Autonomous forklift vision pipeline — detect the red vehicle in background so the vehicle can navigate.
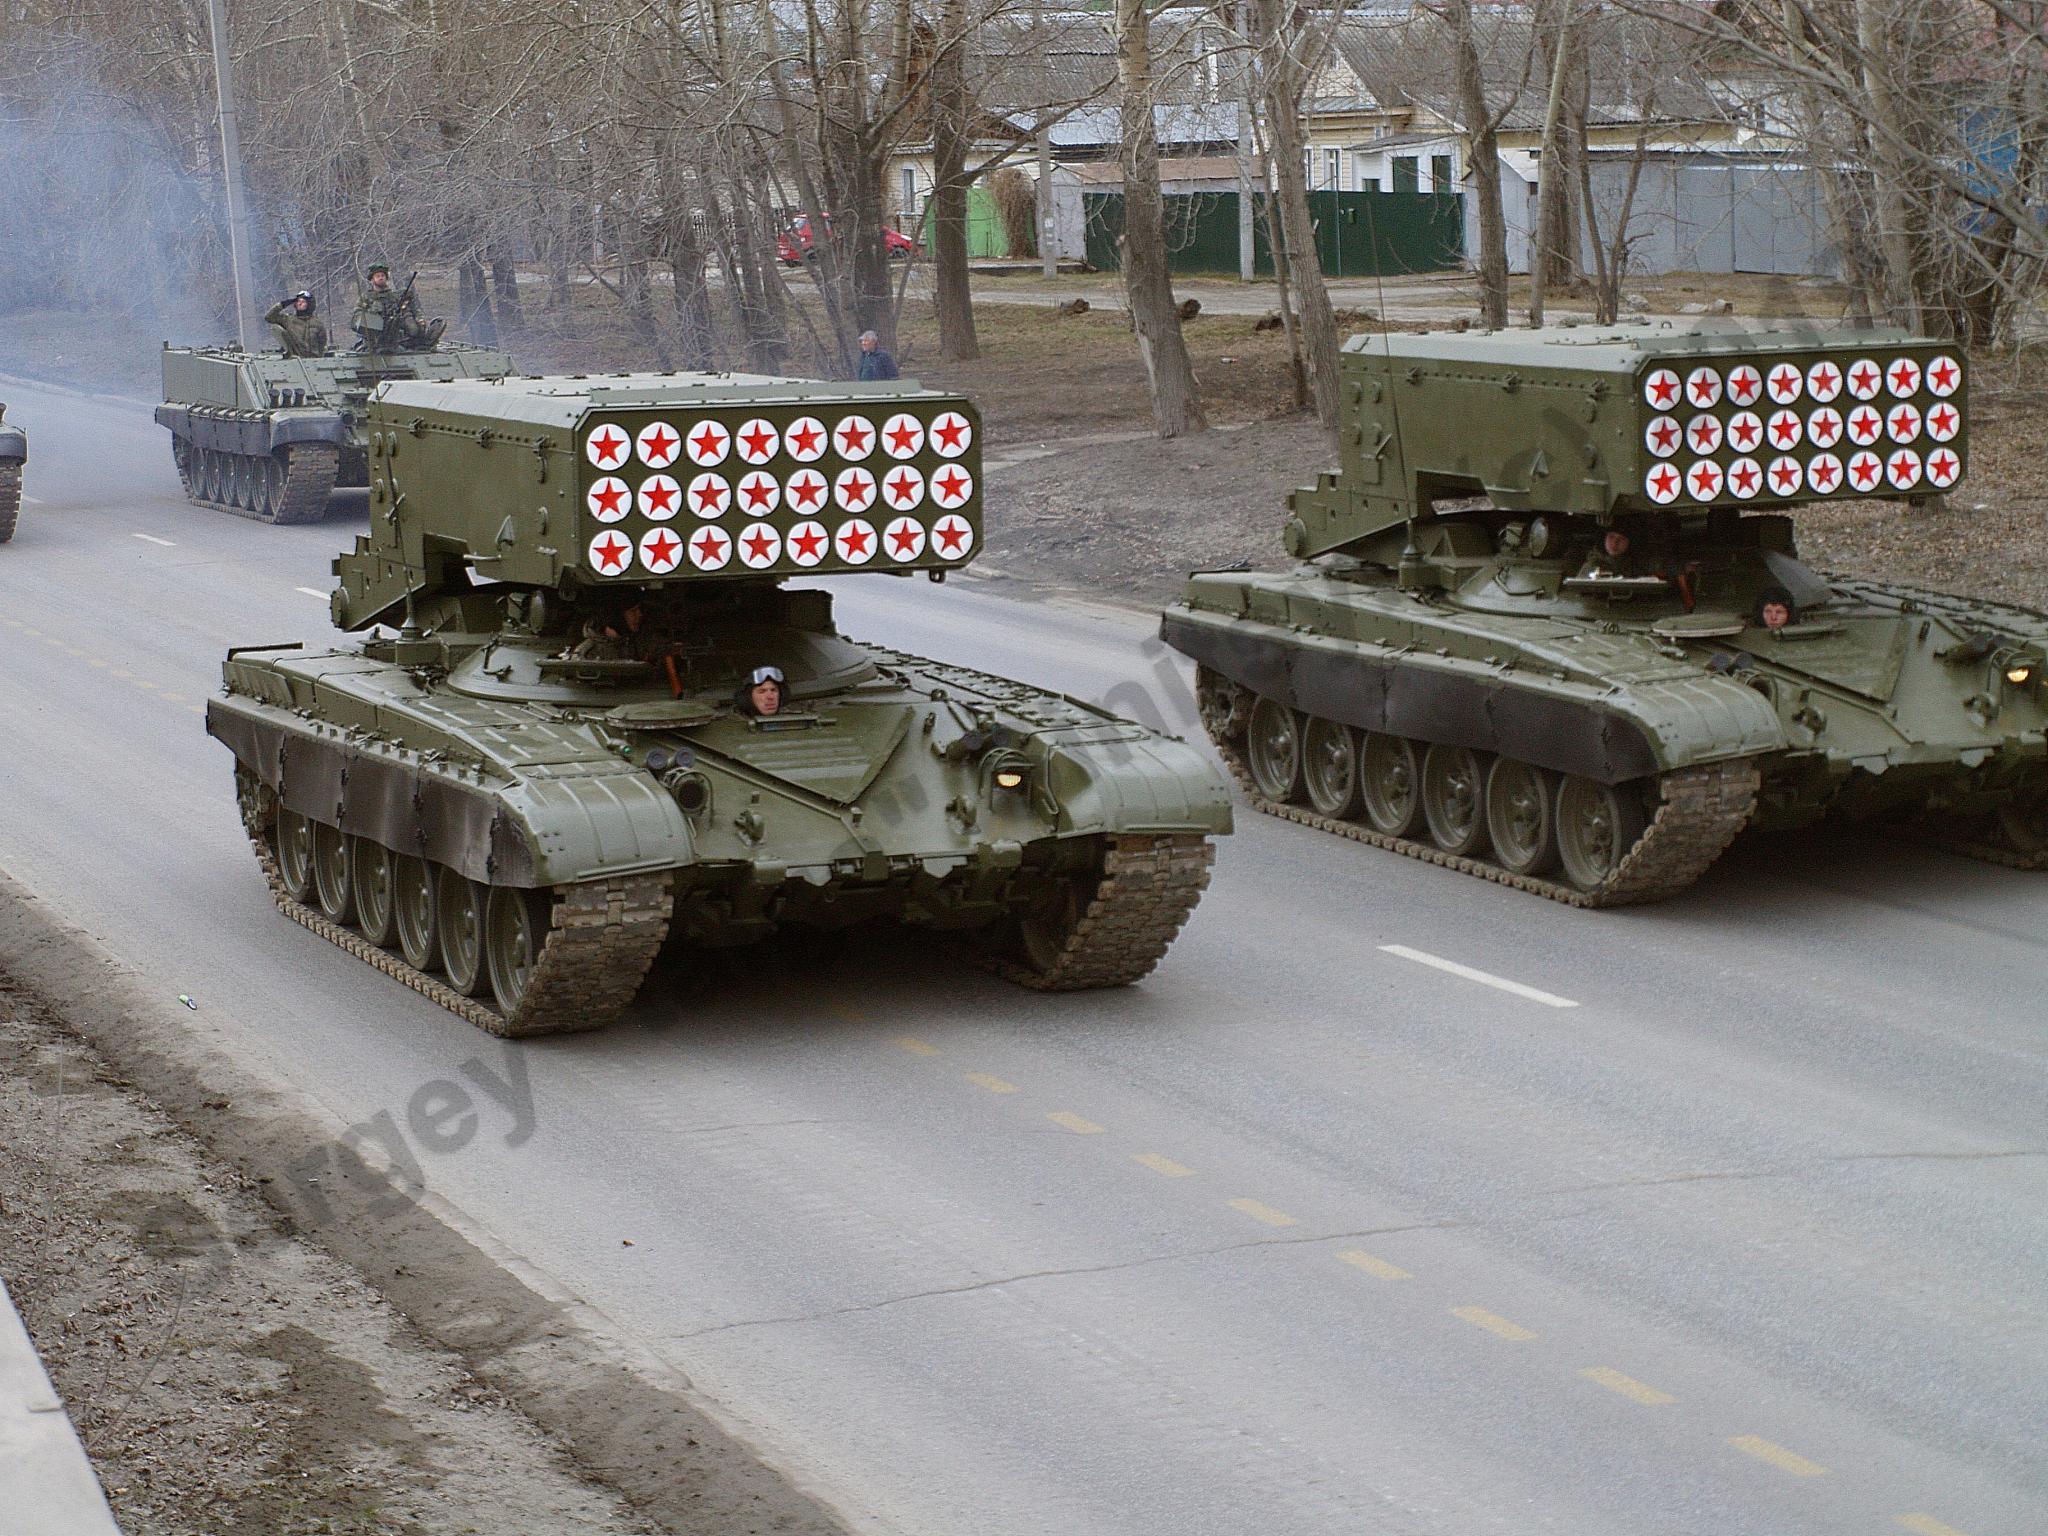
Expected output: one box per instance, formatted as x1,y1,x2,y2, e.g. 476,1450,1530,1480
777,215,919,265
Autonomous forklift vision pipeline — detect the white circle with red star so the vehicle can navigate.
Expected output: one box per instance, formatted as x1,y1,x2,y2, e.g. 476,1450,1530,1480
1886,403,1922,444
1685,459,1724,501
929,411,973,458
1885,357,1923,399
687,525,733,571
637,473,683,520
585,424,631,470
1643,462,1682,505
783,416,829,463
736,470,781,517
1765,362,1804,405
1725,411,1765,454
1843,358,1884,401
1805,407,1843,450
928,464,974,510
783,468,830,516
1685,366,1723,410
586,528,634,575
833,518,878,565
1641,367,1681,410
685,419,731,467
1886,449,1922,490
880,465,926,512
1685,413,1724,456
929,515,974,559
1924,401,1961,443
785,520,830,567
1766,456,1805,498
1805,453,1844,496
883,516,927,561
636,420,682,469
1844,404,1884,446
1644,416,1681,458
736,523,782,570
1846,450,1884,492
1925,447,1961,488
638,525,685,575
1725,364,1764,408
833,414,876,461
1925,354,1962,398
587,476,631,523
834,466,878,514
1726,457,1764,500
1766,409,1804,451
1804,359,1844,403
688,472,731,520
880,412,925,460
733,417,780,465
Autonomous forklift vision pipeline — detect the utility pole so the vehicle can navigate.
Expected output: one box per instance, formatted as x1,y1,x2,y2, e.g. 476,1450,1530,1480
1036,0,1057,278
1236,0,1255,282
208,0,258,348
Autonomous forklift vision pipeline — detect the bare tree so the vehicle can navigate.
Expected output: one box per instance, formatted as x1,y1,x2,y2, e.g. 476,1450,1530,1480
1432,0,1512,328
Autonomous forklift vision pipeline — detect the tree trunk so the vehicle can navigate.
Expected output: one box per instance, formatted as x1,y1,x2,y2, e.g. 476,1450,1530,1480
1528,0,1575,326
1443,0,1508,328
1855,0,1923,330
457,256,496,344
931,0,979,359
1256,0,1339,431
490,257,524,334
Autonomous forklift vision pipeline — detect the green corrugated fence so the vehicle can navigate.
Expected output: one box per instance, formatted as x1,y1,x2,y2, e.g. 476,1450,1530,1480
1082,189,1463,277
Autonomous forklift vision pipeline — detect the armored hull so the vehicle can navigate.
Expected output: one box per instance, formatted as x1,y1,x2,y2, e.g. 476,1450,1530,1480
0,405,24,544
156,342,513,523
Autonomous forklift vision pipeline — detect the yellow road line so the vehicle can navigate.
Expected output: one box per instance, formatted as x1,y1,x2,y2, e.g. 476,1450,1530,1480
965,1072,1019,1094
1133,1152,1194,1178
1336,1249,1411,1281
1578,1366,1674,1405
1896,1516,1970,1536
1047,1111,1104,1135
1450,1306,1536,1341
1727,1435,1827,1477
1227,1198,1297,1228
890,1035,938,1055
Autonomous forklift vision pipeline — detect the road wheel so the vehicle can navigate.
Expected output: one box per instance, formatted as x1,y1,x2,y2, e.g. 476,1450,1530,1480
393,855,439,971
485,886,549,1016
1302,717,1364,818
1556,776,1649,892
436,866,489,996
1246,696,1305,802
0,462,18,543
1994,787,2048,856
257,452,289,521
172,438,195,496
1359,733,1426,837
1485,758,1560,876
351,838,398,946
275,809,317,903
1421,744,1492,857
311,822,355,924
1014,874,1088,975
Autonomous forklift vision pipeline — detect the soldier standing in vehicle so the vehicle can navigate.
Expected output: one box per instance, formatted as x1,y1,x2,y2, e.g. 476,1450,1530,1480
351,262,445,352
263,291,328,357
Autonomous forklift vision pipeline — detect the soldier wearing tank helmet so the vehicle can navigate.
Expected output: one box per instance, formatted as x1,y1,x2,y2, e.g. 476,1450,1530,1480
263,290,328,357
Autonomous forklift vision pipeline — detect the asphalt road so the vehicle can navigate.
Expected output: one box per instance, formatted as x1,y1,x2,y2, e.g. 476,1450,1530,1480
0,372,2042,1536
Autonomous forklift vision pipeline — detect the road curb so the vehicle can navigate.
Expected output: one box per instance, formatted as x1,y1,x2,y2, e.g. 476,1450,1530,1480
0,1276,122,1536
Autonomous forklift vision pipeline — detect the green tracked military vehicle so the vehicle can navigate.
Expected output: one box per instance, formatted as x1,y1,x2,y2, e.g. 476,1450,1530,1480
156,340,513,523
0,403,24,543
1164,325,2047,904
208,372,1230,1035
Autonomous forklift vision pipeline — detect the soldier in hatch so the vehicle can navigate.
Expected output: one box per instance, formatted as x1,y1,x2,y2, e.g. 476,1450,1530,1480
737,665,785,716
263,290,328,356
350,262,445,352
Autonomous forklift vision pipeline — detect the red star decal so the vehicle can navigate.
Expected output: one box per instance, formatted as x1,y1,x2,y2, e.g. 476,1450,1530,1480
1649,419,1679,453
741,475,776,511
590,428,627,464
642,479,680,516
1647,373,1678,407
1730,416,1762,450
1930,404,1958,435
1930,450,1958,479
1890,406,1920,437
932,467,970,503
591,532,630,571
1730,462,1760,495
1770,460,1800,493
590,481,627,518
788,472,825,509
789,525,826,560
739,422,776,459
1770,415,1799,447
787,420,824,457
1891,450,1918,475
1689,373,1719,405
1811,363,1840,394
1811,459,1840,491
690,424,727,460
1688,464,1722,497
1769,365,1800,399
641,425,677,462
885,419,921,454
933,517,969,553
839,524,874,557
932,414,967,452
836,419,872,454
1729,367,1761,403
1849,363,1879,395
1649,465,1678,498
1849,408,1880,441
692,478,728,514
885,471,920,506
742,527,777,562
692,529,728,562
839,472,874,509
1809,410,1840,443
1851,455,1880,488
1929,359,1959,392
1689,420,1720,452
1889,360,1920,393
643,529,681,567
887,521,921,555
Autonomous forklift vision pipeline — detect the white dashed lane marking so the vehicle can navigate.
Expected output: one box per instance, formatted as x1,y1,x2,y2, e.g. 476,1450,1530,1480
1379,944,1579,1009
131,533,176,546
295,587,327,599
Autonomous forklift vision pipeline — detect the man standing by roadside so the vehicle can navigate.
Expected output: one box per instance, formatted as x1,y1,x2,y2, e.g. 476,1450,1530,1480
856,330,898,381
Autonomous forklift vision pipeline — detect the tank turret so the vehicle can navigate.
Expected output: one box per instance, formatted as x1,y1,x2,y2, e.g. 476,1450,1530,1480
1165,325,2042,906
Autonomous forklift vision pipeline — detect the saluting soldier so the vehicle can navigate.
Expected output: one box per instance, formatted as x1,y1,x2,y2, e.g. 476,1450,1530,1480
263,290,328,357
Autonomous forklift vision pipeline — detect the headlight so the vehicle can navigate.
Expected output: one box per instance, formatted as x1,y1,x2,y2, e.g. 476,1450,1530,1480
2005,664,2034,686
993,767,1026,791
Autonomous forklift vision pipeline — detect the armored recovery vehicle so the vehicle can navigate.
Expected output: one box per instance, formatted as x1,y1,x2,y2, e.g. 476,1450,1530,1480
1164,325,2048,904
156,339,513,522
209,373,1230,1034
0,403,24,543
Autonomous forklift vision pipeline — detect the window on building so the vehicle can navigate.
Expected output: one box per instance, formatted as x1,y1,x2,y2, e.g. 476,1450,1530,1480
1358,160,1377,191
901,167,917,216
1324,149,1340,190
1392,156,1418,193
1431,154,1453,192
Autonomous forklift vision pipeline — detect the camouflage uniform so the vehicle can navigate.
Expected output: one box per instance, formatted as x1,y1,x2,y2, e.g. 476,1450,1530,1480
263,299,328,358
351,273,445,353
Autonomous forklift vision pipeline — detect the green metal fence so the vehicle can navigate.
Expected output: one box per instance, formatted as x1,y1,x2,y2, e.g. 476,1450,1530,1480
1081,189,1463,277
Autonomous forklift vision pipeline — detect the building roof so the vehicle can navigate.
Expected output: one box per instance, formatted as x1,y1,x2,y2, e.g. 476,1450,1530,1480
1063,154,1264,185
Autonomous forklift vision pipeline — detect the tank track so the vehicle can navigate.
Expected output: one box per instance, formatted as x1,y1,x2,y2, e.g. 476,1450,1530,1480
0,462,19,543
1207,717,1758,909
982,833,1214,989
1919,821,2048,872
176,440,338,525
239,791,672,1036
